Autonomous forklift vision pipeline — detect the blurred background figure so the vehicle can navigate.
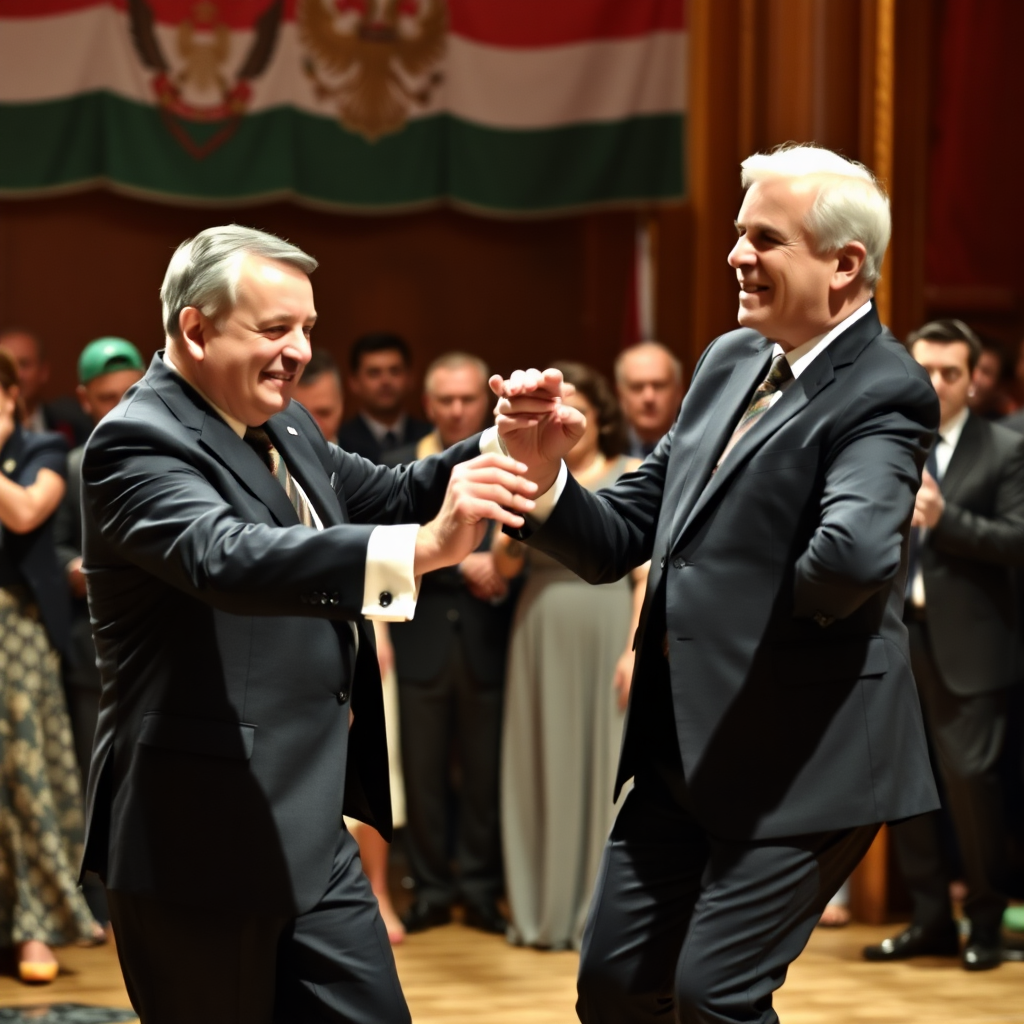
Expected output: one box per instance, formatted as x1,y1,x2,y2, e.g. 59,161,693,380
0,350,99,984
865,320,1024,971
614,341,685,458
970,337,1013,420
0,330,92,448
493,360,648,950
388,353,514,937
54,338,145,774
53,336,144,929
337,333,431,462
293,348,345,444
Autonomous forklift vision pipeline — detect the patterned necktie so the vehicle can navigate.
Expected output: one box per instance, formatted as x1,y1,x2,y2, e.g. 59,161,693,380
244,427,314,527
716,352,795,469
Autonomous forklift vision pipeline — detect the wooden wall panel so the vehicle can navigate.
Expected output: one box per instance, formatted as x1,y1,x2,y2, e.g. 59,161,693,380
0,191,671,407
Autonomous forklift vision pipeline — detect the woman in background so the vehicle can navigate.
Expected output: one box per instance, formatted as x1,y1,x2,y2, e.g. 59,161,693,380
494,360,648,950
0,350,98,982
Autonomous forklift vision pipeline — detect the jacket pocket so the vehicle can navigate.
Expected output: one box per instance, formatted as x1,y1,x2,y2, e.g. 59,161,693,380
775,635,889,687
138,712,256,760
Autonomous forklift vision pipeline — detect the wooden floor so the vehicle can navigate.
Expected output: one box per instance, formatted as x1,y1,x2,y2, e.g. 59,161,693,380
1,922,1022,1023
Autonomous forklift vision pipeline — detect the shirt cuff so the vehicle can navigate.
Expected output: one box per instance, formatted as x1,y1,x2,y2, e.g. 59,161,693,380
362,523,421,621
480,426,567,524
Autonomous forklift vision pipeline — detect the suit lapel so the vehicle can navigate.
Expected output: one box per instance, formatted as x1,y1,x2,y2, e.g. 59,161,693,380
265,416,347,527
663,343,772,549
939,413,980,500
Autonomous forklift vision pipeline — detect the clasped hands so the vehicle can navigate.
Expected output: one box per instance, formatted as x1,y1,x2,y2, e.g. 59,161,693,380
413,368,586,576
911,469,944,529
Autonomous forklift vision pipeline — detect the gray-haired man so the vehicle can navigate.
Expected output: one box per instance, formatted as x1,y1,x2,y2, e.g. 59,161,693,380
79,225,537,1022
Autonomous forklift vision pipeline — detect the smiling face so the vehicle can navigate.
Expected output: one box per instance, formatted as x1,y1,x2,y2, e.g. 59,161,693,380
728,177,857,349
177,255,315,427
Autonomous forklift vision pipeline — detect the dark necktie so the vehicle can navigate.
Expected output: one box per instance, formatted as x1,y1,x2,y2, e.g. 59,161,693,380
904,440,941,601
381,429,399,452
716,352,795,468
244,426,314,527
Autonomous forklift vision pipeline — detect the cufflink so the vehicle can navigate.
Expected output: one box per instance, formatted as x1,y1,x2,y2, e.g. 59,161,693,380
379,591,393,608
812,612,835,628
287,426,299,435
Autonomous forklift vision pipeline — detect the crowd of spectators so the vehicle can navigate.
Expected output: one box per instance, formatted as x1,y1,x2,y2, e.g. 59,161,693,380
1,316,1023,982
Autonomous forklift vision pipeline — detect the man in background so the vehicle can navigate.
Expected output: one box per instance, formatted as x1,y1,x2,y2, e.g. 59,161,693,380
970,335,1012,420
55,336,146,773
293,348,344,443
336,332,431,462
388,353,513,935
0,328,93,446
614,340,685,458
865,319,1024,970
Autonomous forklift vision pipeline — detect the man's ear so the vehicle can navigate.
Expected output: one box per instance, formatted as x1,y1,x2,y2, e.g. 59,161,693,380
831,241,868,291
76,383,91,417
178,307,207,362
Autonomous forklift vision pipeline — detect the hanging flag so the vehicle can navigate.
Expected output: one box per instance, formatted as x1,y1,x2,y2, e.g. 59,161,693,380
0,0,687,215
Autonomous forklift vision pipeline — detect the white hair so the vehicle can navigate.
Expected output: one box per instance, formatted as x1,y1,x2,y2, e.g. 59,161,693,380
740,144,891,289
160,224,318,339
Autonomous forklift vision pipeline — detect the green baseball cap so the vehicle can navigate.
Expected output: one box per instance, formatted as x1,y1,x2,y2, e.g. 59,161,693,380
78,337,146,384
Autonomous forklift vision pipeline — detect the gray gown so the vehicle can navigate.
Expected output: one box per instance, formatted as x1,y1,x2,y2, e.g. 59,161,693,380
501,456,633,949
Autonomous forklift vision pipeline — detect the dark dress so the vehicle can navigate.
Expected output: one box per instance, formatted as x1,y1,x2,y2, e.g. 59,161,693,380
0,426,95,947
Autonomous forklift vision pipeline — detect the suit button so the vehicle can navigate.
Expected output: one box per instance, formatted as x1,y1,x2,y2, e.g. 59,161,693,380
672,557,685,569
659,556,666,569
379,591,393,608
337,689,349,704
446,608,460,623
320,595,329,605
330,595,340,606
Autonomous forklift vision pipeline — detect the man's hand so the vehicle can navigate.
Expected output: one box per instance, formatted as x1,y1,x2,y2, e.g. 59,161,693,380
414,453,537,576
489,368,586,493
460,551,509,601
912,469,945,529
613,649,635,712
66,556,88,599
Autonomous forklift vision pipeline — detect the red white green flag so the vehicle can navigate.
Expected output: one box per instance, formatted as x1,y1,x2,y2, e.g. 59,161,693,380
0,1,686,214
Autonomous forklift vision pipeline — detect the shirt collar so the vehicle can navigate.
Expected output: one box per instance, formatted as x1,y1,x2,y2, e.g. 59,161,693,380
939,406,969,450
360,412,406,444
771,300,873,380
163,351,247,438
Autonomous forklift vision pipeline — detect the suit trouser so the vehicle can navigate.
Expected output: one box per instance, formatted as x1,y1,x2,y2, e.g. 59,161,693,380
575,761,878,1024
398,636,504,909
106,828,410,1024
889,618,1009,936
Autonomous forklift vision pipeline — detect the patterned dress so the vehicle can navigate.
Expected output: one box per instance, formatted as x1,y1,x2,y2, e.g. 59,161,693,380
0,430,96,948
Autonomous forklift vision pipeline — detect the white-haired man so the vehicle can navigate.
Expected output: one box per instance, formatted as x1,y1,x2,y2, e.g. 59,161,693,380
489,146,941,1023
78,225,537,1023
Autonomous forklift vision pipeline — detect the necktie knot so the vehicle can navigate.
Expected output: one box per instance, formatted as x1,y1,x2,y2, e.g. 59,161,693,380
244,426,279,475
762,352,794,395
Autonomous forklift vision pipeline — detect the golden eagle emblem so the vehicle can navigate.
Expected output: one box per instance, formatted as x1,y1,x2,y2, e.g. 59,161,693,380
299,0,448,143
127,0,284,157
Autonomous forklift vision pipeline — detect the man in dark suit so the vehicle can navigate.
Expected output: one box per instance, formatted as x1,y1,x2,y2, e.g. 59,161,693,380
490,145,940,1023
336,332,431,462
387,353,514,934
79,226,537,1024
864,319,1024,969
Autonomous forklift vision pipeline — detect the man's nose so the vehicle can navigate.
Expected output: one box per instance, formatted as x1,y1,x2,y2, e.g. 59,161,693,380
727,236,752,268
283,328,311,366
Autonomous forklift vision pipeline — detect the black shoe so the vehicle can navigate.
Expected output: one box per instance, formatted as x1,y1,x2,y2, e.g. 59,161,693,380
964,928,1004,971
463,901,508,935
402,900,452,934
863,923,960,961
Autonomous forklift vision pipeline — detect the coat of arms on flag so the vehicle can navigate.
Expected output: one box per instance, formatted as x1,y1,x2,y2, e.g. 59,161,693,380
298,0,447,143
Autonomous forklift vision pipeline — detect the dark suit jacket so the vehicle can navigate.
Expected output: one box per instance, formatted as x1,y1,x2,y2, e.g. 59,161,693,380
920,414,1024,695
386,435,515,687
0,426,71,656
523,307,942,841
336,414,432,464
80,355,479,914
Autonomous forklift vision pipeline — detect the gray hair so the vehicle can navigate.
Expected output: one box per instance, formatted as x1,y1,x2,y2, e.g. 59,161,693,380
423,352,490,395
160,225,318,339
614,340,683,387
740,144,891,289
